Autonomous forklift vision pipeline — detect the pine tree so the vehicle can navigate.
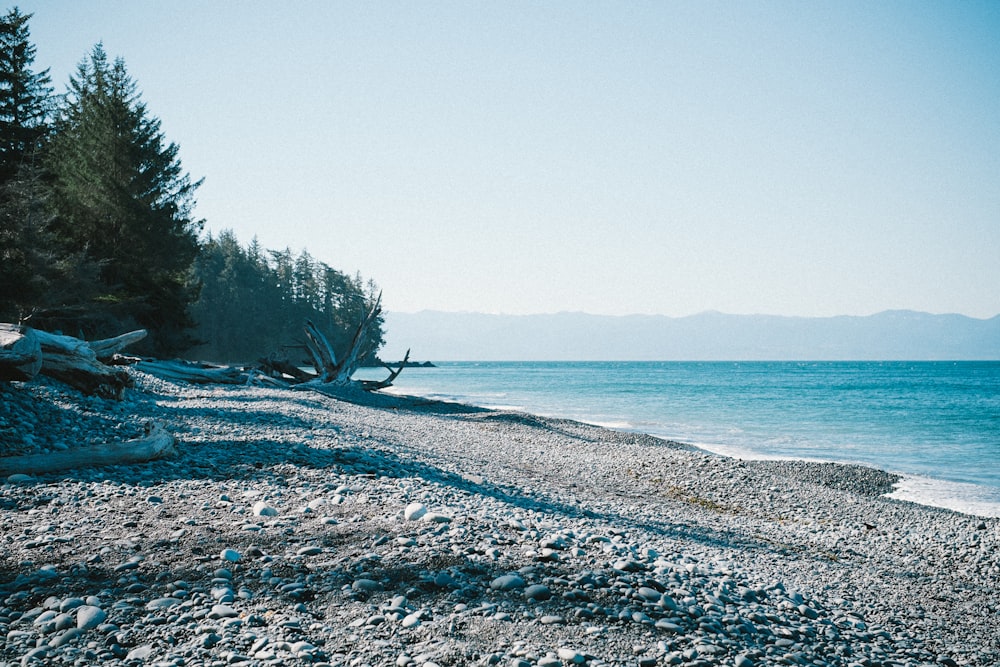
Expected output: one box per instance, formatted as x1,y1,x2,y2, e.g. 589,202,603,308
0,6,51,184
44,44,203,354
0,7,99,324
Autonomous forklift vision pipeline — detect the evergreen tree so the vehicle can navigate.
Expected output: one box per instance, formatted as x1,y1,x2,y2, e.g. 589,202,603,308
0,7,99,324
188,232,385,365
0,6,51,184
44,44,203,354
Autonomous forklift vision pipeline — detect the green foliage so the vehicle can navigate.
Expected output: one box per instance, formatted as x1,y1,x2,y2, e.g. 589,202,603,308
42,44,203,355
0,7,101,325
188,230,384,365
0,6,51,184
0,11,384,364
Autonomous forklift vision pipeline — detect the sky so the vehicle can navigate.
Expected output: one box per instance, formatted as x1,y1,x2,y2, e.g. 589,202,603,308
18,1,1000,319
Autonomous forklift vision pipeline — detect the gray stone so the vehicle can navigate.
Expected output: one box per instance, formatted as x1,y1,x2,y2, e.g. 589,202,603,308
296,546,322,556
58,597,86,613
125,645,154,661
524,584,552,601
76,605,106,630
637,586,662,602
220,548,241,562
404,502,427,521
557,648,586,664
353,579,384,593
491,574,526,591
208,604,238,619
145,597,181,611
252,501,278,516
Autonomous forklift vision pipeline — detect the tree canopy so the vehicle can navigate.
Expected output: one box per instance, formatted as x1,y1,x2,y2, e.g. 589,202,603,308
42,44,203,354
190,231,384,366
0,9,385,363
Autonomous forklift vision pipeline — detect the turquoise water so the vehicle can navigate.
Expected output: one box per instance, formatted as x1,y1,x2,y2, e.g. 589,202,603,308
358,361,1000,516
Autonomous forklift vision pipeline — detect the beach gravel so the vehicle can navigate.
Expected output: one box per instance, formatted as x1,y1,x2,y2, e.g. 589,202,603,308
0,373,998,667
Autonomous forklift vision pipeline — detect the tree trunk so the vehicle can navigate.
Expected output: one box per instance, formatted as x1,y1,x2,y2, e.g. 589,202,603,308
33,329,134,399
361,348,411,391
257,354,316,383
89,329,147,361
0,324,42,381
302,292,383,386
303,320,339,383
134,359,247,384
0,424,177,476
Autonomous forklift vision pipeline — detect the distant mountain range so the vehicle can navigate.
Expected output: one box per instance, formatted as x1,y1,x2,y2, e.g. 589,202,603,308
380,310,1000,361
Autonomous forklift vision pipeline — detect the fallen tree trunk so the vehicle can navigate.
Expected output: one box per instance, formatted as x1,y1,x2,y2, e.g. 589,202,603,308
0,424,177,476
134,359,247,384
89,329,147,361
303,292,383,386
33,329,134,399
257,354,317,383
361,348,411,391
0,324,42,381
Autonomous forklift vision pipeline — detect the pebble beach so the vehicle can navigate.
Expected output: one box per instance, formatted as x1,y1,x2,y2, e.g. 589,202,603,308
1,372,997,667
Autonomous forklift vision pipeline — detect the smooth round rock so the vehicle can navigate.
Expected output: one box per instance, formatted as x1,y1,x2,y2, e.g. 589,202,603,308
220,548,241,562
353,579,383,593
557,648,586,664
524,584,552,601
208,604,238,619
76,605,106,630
404,503,427,521
296,546,322,556
253,501,278,517
145,597,181,611
490,574,526,591
637,586,662,602
59,598,85,613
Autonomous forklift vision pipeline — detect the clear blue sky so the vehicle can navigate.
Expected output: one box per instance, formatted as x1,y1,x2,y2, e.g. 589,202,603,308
19,1,1000,318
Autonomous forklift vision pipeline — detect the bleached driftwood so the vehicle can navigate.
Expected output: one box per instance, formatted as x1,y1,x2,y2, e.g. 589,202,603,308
257,354,317,383
361,348,411,391
303,292,384,387
0,324,42,381
303,319,340,383
134,359,246,384
0,424,177,476
88,329,147,361
32,329,133,399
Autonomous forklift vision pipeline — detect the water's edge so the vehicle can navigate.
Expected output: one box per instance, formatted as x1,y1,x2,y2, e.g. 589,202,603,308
359,361,1000,518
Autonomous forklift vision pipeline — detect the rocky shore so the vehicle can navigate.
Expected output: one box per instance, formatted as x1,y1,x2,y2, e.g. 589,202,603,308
1,372,997,667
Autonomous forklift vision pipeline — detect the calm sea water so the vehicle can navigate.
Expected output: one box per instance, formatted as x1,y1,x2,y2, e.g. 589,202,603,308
357,361,1000,517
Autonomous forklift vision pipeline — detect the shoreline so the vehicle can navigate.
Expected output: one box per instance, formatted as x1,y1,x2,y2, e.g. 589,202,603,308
1,373,998,666
379,384,1000,519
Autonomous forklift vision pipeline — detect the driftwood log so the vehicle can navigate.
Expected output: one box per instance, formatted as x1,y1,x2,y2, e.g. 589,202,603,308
303,292,384,386
361,348,411,391
0,423,177,477
134,359,247,384
89,329,148,361
34,329,134,399
0,324,42,381
0,325,149,398
257,354,317,383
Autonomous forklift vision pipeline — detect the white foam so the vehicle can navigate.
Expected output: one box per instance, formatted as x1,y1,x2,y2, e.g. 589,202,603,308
888,474,1000,518
690,441,1000,518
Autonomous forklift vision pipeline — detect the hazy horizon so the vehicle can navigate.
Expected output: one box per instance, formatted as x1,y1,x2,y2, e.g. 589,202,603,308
378,309,1000,361
386,307,1000,320
21,1,1000,320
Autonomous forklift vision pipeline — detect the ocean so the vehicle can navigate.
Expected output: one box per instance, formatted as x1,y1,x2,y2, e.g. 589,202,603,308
357,361,1000,517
